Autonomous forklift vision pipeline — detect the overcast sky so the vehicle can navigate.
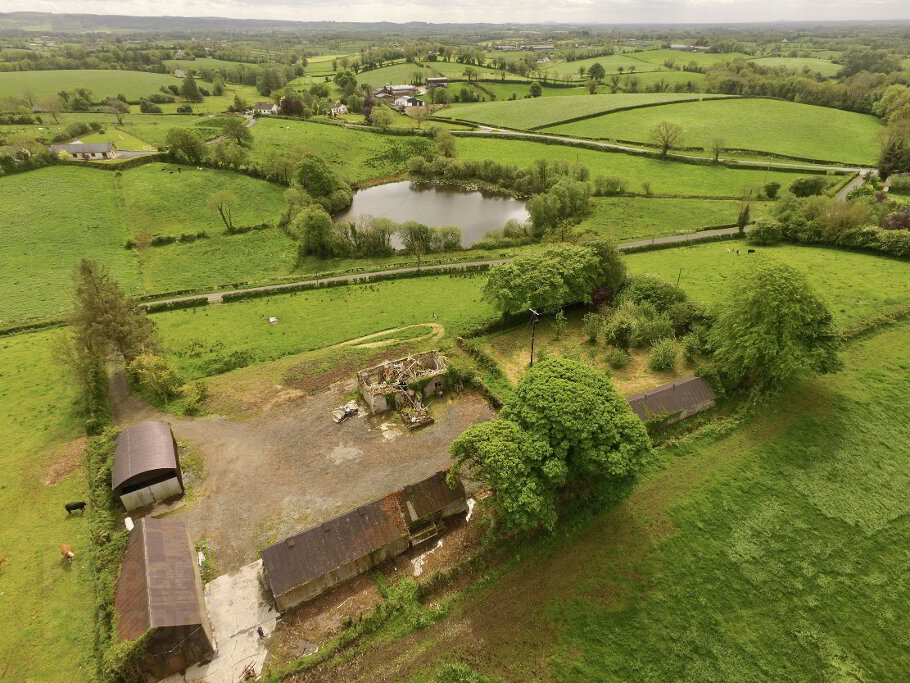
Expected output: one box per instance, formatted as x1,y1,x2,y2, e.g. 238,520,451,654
4,0,910,25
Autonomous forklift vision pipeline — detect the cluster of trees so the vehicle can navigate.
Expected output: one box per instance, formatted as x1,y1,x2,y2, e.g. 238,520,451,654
407,156,592,196
747,192,910,258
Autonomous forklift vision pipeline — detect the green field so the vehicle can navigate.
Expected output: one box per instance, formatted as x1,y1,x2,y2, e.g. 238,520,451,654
749,56,841,77
0,69,182,102
633,48,752,67
471,82,586,100
162,56,268,72
625,241,910,327
428,61,527,81
548,97,882,163
0,164,288,322
386,319,910,681
156,274,495,378
578,197,769,242
456,135,826,197
0,330,95,682
539,54,662,76
614,70,706,90
434,92,725,129
349,62,435,89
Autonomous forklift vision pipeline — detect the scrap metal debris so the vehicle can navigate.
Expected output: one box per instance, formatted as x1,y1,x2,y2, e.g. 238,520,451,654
356,351,447,429
332,401,359,423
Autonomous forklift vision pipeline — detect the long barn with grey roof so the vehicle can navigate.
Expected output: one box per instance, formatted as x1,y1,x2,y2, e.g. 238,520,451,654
49,142,114,158
626,376,716,426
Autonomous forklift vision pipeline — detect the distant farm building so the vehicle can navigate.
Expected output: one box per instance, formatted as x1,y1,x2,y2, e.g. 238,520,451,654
172,68,187,78
669,44,709,52
114,518,215,680
112,421,184,511
262,472,468,611
357,351,447,415
394,95,425,108
49,142,114,160
627,376,716,426
520,44,555,51
383,84,417,96
426,77,448,88
330,102,349,116
253,101,278,115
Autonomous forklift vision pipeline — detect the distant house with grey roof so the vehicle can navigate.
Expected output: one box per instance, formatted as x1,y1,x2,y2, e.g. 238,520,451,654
626,376,716,427
49,142,115,159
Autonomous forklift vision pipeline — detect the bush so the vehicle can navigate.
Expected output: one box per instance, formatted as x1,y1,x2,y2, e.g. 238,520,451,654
593,175,628,195
582,312,603,342
648,338,679,372
789,175,828,197
889,176,910,195
602,309,635,350
763,181,781,199
617,274,687,312
127,353,183,401
606,347,630,369
633,311,675,348
747,217,783,245
176,104,193,114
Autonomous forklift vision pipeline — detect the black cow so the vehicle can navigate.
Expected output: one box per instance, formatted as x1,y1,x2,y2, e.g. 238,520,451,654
65,501,86,515
748,249,756,254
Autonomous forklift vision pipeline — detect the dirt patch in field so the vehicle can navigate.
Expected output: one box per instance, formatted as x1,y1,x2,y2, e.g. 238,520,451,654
42,437,87,486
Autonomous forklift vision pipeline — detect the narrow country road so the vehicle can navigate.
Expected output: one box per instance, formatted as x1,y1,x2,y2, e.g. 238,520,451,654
143,225,749,308
467,127,868,174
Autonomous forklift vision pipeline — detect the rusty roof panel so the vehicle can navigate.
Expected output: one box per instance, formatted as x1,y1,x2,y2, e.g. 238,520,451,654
112,421,178,492
115,518,208,641
401,471,466,523
627,376,715,422
262,494,407,598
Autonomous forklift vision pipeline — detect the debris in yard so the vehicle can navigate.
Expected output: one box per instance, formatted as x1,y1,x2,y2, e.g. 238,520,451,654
465,498,476,523
357,351,447,415
400,405,433,429
411,539,443,577
332,401,359,423
268,316,278,324
197,550,205,567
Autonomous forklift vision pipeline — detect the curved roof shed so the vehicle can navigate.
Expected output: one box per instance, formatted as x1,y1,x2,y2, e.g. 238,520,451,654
112,421,182,495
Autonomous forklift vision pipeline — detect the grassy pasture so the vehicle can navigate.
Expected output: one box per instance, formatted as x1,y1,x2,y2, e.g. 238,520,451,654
162,56,268,72
0,330,96,683
549,97,883,163
428,61,526,81
578,197,769,242
625,241,910,327
633,48,752,67
748,56,841,76
614,70,706,90
539,54,663,75
0,69,182,102
456,135,826,197
352,63,435,89
0,163,289,321
156,274,495,378
433,92,724,129
472,82,586,99
400,319,910,681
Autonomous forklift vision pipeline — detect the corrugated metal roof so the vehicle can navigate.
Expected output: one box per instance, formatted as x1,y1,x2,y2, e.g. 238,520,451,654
49,142,113,154
262,494,406,598
115,518,208,641
401,471,466,524
111,421,178,492
627,376,715,421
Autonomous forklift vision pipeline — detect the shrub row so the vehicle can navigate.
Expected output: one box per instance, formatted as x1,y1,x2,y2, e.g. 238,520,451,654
220,263,491,303
124,231,209,249
0,317,65,337
620,231,745,254
58,153,165,171
143,297,210,314
843,304,910,340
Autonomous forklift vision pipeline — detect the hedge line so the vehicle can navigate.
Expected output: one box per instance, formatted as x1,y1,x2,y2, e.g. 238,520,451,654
220,263,492,303
58,153,165,171
620,231,744,254
843,304,910,340
144,297,210,313
0,317,66,337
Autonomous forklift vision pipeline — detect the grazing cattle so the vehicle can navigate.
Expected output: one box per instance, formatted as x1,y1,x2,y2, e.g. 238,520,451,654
748,249,756,254
65,501,86,514
60,544,74,560
0,557,7,568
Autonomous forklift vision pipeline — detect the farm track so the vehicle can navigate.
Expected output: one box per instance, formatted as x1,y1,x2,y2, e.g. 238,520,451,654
144,225,751,308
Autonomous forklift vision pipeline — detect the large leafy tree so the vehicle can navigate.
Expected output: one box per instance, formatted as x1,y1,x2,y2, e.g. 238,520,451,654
179,74,204,103
452,358,651,531
164,128,207,164
450,420,559,532
709,257,842,394
482,244,602,314
221,116,253,147
503,357,652,479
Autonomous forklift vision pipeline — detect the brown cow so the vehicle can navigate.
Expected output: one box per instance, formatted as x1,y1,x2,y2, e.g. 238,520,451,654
60,545,74,561
0,557,7,567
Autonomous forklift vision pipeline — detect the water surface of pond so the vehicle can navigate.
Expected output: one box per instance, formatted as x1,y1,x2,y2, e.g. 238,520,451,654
335,181,529,247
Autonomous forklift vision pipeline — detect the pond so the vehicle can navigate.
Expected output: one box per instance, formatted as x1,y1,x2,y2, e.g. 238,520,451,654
335,181,529,248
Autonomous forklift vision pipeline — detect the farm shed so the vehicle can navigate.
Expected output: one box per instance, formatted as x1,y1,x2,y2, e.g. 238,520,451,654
112,421,183,511
627,376,716,426
400,471,469,545
262,494,409,611
114,518,215,680
49,142,114,159
357,351,447,414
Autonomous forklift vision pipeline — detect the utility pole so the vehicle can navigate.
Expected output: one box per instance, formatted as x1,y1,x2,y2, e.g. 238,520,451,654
676,267,683,287
529,309,540,367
